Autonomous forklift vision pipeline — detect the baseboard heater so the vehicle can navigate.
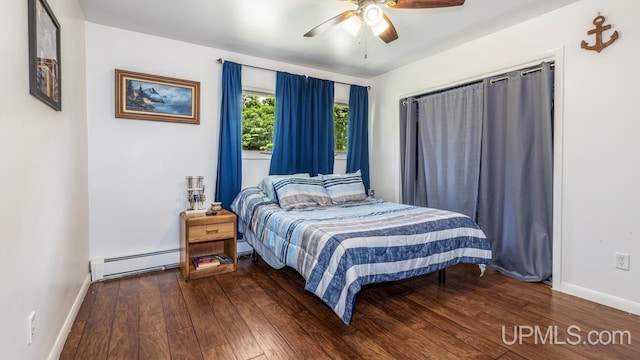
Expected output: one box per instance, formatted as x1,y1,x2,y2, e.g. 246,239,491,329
90,248,180,282
90,240,254,282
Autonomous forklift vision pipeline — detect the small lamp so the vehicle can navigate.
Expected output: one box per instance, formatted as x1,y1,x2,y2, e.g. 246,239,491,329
362,4,389,36
343,15,362,36
363,4,383,26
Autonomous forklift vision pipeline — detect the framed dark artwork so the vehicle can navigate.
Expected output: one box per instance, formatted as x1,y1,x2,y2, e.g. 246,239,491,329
115,69,201,125
28,0,62,111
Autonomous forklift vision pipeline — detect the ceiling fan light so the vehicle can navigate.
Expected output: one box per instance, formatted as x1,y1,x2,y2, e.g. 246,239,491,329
371,18,389,36
343,16,362,36
363,4,383,26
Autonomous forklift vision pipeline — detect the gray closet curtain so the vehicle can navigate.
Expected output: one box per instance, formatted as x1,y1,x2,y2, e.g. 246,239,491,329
416,83,484,218
478,62,554,282
399,99,427,206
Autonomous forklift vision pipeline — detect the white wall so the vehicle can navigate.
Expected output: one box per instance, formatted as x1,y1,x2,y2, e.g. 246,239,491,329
85,23,367,261
0,0,90,359
370,0,639,314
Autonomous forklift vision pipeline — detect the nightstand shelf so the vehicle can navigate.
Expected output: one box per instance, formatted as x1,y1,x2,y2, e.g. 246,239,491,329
180,210,237,280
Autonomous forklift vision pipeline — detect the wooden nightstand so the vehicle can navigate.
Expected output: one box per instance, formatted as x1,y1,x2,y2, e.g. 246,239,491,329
180,209,237,280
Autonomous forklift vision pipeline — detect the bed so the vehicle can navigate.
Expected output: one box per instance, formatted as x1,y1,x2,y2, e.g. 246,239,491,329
230,174,492,325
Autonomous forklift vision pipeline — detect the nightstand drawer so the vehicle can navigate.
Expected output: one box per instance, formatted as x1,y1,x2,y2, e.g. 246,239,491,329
188,222,235,243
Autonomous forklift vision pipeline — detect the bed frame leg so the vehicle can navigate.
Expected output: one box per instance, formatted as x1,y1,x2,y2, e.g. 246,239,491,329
438,269,446,285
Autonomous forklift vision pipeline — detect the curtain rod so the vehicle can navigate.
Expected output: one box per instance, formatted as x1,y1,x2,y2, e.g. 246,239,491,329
216,58,370,90
402,62,556,105
402,80,482,106
489,62,555,84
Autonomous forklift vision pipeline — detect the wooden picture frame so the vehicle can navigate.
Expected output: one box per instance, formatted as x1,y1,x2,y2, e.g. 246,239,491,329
115,69,200,125
28,0,62,111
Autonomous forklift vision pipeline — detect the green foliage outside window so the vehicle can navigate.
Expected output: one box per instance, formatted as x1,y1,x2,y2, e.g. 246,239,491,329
334,104,348,153
242,94,275,151
241,93,348,152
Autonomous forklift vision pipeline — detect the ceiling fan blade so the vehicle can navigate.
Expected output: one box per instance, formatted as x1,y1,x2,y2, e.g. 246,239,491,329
377,13,398,43
304,10,357,37
386,0,465,9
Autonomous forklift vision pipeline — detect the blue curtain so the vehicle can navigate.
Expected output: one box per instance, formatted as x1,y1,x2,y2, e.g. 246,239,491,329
270,72,306,175
270,72,335,176
346,85,370,190
215,61,242,209
305,77,335,176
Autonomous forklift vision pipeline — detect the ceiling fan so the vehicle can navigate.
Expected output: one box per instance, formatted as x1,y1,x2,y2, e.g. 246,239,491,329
304,0,465,43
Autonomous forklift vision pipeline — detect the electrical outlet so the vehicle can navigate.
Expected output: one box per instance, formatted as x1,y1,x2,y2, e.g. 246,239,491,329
615,253,630,271
27,311,36,345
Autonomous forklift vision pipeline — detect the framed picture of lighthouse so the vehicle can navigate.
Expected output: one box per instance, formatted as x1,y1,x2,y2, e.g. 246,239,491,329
115,69,200,124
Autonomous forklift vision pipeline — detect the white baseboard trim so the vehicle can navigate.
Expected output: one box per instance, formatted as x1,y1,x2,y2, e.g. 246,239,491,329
48,273,91,360
558,281,640,316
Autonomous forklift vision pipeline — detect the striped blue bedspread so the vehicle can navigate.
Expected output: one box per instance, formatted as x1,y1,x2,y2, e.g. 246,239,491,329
231,187,492,324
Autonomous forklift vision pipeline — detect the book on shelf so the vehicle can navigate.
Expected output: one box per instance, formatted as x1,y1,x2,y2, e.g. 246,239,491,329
192,255,220,270
192,254,234,269
216,254,233,264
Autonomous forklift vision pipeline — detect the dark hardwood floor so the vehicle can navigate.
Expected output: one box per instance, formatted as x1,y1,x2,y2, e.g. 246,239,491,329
60,258,639,359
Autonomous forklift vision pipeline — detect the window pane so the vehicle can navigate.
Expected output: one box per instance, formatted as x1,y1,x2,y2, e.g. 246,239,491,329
241,93,348,154
334,104,348,153
242,93,275,151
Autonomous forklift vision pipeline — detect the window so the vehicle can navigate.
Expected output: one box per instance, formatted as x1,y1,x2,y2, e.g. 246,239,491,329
241,92,348,154
334,103,348,153
242,93,275,151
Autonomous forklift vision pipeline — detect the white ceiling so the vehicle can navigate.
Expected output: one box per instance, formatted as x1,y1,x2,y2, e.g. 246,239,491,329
78,0,579,78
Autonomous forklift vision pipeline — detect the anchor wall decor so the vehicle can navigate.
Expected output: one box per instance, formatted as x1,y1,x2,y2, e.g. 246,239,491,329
581,13,619,53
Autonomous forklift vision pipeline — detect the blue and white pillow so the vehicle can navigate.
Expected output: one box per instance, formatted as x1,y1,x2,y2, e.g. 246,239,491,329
257,173,309,201
321,170,367,204
273,177,332,210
